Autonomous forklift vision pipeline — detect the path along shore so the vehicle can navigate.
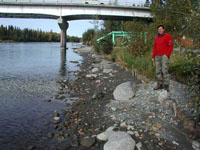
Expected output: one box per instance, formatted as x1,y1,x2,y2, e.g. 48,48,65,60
49,46,200,150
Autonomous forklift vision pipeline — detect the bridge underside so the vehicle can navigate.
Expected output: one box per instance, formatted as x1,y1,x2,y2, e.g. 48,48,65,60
0,13,152,22
0,13,57,19
0,3,152,49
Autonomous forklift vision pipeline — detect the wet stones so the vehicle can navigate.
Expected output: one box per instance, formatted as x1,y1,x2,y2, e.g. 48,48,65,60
27,145,36,150
53,117,62,124
47,132,54,138
53,110,60,117
53,110,62,124
55,94,65,100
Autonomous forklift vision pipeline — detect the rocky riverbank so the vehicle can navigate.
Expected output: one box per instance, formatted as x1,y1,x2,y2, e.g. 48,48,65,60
47,46,200,150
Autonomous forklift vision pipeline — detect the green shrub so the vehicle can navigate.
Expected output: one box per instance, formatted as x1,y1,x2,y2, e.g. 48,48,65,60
94,37,113,54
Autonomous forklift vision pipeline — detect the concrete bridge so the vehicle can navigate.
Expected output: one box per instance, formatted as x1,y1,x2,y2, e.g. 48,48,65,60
0,0,151,49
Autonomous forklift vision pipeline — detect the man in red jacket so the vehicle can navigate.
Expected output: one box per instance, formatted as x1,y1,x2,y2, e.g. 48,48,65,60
152,25,173,92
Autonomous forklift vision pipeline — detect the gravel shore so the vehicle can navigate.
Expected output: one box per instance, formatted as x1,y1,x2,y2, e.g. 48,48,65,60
49,46,200,150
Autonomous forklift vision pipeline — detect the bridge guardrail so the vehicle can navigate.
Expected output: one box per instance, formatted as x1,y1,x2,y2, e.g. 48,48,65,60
0,0,150,7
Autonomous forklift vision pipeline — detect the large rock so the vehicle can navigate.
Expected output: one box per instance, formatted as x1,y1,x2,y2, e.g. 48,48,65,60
97,131,115,141
104,131,136,150
97,126,116,141
113,81,136,101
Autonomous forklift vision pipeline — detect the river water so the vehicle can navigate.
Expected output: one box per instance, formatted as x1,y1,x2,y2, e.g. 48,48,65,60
0,42,82,150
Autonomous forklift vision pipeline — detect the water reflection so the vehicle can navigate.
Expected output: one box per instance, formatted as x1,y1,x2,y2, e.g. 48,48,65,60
0,42,82,150
60,49,67,76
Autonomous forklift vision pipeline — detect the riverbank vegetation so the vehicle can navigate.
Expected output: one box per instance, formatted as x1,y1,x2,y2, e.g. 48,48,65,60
83,0,200,122
0,25,81,42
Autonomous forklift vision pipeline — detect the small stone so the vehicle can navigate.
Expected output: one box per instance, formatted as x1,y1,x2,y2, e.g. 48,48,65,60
192,141,200,150
103,68,113,74
91,54,96,58
48,132,54,138
71,139,79,147
96,80,101,83
27,145,36,150
120,122,127,127
158,142,163,146
127,125,134,130
134,131,139,137
53,117,61,124
86,74,97,78
53,125,58,129
111,107,117,111
56,141,71,150
172,141,179,146
92,68,99,73
58,95,65,100
80,136,95,147
155,133,160,137
110,115,116,120
157,90,168,101
109,73,114,76
57,90,65,94
53,110,59,117
74,72,79,76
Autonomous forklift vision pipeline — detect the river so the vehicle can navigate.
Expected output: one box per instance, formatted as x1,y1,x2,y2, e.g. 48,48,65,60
0,42,82,150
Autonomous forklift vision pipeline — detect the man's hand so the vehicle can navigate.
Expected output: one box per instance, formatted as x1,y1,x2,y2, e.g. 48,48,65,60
152,58,155,66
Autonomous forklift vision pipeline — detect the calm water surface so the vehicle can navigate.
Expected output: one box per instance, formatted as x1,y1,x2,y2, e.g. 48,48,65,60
0,42,82,150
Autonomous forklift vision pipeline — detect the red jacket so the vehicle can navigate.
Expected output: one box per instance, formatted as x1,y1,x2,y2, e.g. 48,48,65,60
152,33,173,59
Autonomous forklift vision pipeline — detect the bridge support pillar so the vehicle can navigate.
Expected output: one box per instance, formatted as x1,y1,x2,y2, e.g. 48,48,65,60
58,18,69,50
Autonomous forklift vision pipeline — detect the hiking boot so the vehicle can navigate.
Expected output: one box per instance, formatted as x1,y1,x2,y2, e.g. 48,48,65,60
153,83,163,90
164,85,169,92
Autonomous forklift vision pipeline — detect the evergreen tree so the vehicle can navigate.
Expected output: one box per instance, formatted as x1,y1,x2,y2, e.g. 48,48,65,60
0,25,79,42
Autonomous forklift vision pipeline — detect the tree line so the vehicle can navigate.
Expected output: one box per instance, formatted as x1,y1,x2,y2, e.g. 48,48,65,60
0,25,81,42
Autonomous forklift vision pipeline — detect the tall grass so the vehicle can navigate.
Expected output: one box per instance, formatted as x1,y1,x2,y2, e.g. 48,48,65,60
170,51,199,83
111,47,155,79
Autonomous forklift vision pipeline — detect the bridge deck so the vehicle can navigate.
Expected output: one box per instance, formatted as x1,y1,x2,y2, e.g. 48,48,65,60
0,0,151,20
0,0,150,7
